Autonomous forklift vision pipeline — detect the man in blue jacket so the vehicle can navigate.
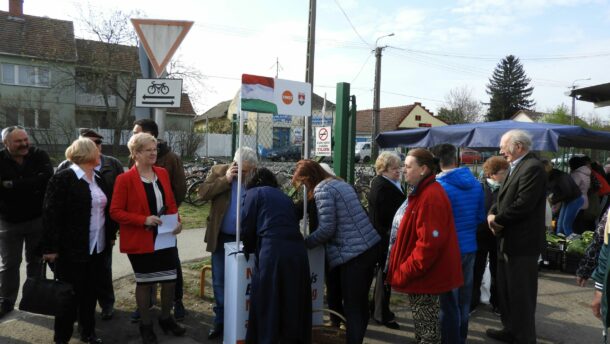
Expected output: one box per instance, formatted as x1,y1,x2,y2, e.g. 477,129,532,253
433,144,485,344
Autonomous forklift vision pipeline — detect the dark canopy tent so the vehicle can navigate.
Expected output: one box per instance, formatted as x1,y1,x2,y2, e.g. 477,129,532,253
376,120,610,151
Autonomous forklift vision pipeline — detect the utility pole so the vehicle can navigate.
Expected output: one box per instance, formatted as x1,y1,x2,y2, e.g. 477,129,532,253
570,77,590,125
304,0,316,159
371,33,394,161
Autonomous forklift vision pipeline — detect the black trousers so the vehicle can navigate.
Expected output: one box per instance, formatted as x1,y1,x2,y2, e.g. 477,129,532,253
371,236,393,323
338,244,378,344
54,252,105,342
472,247,498,310
96,246,114,310
175,247,183,302
326,261,344,325
496,254,538,344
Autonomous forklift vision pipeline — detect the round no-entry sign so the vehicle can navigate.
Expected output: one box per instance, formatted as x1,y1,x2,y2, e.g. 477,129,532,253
318,128,328,141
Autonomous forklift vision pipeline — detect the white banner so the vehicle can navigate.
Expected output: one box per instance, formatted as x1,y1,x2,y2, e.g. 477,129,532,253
274,78,311,117
309,246,325,326
224,242,255,344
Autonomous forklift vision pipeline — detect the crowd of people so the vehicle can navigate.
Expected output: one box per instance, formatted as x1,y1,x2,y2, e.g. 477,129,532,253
0,121,188,344
4,123,610,343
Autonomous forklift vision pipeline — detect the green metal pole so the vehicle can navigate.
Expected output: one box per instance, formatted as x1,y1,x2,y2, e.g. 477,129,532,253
346,95,357,184
334,82,350,179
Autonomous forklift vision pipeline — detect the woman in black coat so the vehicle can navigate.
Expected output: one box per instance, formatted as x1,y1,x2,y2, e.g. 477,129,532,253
471,156,509,314
42,138,117,344
242,168,311,344
367,151,405,329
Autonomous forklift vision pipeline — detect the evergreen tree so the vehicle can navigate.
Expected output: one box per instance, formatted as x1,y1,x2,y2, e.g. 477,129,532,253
485,55,535,121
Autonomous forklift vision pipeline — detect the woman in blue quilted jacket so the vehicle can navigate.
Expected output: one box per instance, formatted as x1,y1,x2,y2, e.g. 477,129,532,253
292,160,380,344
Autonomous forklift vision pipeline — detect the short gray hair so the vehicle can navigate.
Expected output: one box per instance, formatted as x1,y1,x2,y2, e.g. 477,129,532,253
233,147,258,166
2,125,26,142
504,129,532,152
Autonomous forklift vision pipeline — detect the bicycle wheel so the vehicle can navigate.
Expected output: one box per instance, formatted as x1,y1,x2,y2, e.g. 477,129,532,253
147,85,156,94
186,180,208,207
161,85,170,94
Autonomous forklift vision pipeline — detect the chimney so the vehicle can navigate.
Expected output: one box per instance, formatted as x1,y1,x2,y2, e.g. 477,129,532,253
9,0,23,17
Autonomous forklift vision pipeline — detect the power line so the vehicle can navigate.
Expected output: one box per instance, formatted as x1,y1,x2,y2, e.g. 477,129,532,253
350,53,373,83
332,0,372,48
390,46,610,61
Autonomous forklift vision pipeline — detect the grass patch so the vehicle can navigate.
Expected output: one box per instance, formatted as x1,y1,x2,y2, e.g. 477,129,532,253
179,202,210,229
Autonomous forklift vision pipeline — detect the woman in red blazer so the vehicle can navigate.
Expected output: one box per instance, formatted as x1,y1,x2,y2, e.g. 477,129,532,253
110,133,185,344
386,148,463,343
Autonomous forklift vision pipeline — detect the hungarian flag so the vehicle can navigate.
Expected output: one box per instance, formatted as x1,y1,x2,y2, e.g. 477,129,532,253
241,74,278,114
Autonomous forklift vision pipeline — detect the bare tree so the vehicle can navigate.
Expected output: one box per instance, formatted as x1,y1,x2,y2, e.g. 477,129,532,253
75,8,141,155
436,86,482,124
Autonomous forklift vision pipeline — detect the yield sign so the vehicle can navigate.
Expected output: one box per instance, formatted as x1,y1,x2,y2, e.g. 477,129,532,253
131,19,193,77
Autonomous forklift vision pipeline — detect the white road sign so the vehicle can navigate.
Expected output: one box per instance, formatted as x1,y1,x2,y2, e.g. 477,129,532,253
315,126,332,157
136,79,182,108
131,19,193,78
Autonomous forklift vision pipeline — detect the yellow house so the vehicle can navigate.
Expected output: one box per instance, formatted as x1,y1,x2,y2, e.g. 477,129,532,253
356,102,446,139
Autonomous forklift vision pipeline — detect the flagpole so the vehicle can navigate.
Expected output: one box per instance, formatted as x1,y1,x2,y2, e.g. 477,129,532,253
236,95,244,247
321,92,326,126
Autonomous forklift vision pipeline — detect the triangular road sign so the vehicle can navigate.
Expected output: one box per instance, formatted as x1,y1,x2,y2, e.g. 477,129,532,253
131,19,193,77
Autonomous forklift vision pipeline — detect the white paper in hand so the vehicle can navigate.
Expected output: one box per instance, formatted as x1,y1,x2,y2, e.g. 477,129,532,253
158,214,179,234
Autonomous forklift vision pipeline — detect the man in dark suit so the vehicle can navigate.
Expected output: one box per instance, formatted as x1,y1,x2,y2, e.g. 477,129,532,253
486,129,547,344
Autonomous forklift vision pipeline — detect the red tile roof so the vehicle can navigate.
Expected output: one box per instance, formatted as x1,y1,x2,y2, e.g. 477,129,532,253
76,39,139,72
356,104,418,133
168,93,196,117
0,10,76,61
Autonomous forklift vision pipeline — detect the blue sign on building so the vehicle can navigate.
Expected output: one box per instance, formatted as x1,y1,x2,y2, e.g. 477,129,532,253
312,116,333,126
272,114,292,123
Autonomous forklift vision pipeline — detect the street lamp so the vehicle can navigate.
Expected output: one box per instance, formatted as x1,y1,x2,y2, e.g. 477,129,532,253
371,32,394,161
570,77,590,125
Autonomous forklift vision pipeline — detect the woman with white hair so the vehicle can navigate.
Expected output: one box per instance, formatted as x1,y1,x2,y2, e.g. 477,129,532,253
42,138,116,344
368,151,405,329
110,133,184,344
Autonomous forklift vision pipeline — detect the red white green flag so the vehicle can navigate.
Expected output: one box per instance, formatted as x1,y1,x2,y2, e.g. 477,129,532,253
241,74,278,114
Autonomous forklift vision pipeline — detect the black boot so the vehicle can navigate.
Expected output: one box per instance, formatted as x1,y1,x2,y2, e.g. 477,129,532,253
158,316,186,336
139,323,158,344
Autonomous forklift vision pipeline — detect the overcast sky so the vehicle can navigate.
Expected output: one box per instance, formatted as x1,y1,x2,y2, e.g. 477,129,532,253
5,0,610,121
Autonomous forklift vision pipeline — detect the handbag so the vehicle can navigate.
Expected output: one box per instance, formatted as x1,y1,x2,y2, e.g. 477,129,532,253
19,261,75,316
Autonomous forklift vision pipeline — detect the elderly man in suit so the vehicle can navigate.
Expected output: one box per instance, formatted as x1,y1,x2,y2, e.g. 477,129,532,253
486,129,547,344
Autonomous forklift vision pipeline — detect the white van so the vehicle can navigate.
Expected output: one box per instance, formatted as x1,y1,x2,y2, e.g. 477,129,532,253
355,142,372,163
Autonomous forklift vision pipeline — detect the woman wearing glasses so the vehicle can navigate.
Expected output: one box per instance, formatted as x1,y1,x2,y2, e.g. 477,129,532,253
110,133,184,344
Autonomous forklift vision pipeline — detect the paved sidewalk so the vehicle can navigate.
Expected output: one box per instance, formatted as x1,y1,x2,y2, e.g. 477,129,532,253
1,228,209,344
0,229,605,343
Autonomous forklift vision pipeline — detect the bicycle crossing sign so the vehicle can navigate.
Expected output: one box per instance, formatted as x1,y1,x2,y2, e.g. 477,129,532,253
136,78,183,108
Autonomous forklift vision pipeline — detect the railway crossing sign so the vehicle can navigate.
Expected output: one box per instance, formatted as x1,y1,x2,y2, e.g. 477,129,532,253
136,78,183,108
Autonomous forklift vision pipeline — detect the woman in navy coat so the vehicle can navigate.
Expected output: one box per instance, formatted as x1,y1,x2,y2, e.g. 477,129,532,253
242,168,311,344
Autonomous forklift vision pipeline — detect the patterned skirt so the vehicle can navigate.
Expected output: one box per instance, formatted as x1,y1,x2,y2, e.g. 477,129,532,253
127,247,178,285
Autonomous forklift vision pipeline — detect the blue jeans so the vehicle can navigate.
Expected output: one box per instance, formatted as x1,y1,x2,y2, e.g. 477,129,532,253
440,252,475,344
211,233,236,326
557,196,584,236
